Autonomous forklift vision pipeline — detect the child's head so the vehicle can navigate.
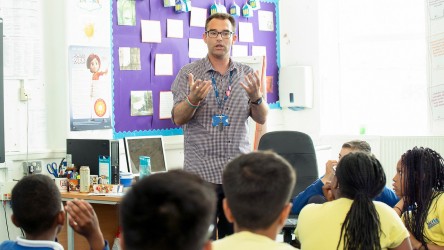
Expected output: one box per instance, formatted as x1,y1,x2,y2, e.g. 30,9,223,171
334,152,386,200
339,140,371,159
222,151,296,230
333,152,386,250
120,170,216,250
392,147,444,246
393,146,444,198
11,174,63,236
86,54,101,73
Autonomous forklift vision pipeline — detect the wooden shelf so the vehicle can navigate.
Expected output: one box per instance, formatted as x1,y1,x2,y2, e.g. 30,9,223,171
59,192,122,250
61,192,122,204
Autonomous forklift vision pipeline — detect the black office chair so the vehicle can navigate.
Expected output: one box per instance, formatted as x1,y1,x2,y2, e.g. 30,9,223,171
258,131,319,244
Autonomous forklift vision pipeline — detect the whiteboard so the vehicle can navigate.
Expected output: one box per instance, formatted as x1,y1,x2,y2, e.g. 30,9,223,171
232,56,266,150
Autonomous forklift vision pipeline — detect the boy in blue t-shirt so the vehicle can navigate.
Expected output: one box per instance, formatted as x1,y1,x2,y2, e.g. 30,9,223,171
0,174,108,250
292,140,399,214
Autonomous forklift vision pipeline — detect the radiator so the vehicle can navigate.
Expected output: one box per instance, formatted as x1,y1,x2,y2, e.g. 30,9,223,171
379,136,444,184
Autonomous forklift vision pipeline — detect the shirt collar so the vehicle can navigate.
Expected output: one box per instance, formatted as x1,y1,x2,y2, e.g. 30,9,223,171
16,236,64,250
233,231,276,242
204,55,237,75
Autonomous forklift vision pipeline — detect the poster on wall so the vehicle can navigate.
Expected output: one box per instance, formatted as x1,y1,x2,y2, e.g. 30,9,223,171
1,1,42,78
427,0,444,120
69,46,112,131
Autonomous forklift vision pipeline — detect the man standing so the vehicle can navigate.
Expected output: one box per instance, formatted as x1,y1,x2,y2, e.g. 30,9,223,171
171,13,268,239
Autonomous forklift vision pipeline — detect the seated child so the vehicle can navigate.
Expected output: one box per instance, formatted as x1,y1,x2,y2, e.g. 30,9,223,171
292,140,398,214
213,151,298,250
392,147,444,249
0,174,108,250
296,152,411,250
119,170,216,250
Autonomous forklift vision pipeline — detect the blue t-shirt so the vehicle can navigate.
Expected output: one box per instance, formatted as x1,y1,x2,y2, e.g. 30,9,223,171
0,240,63,250
291,178,399,214
0,238,110,250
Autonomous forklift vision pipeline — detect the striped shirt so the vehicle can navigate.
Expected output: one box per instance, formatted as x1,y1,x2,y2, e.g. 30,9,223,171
171,56,254,184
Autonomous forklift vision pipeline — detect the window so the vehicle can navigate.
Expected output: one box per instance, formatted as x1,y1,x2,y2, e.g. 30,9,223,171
319,0,428,135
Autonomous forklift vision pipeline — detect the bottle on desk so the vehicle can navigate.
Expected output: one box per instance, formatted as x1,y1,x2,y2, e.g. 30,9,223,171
80,166,90,193
139,156,151,179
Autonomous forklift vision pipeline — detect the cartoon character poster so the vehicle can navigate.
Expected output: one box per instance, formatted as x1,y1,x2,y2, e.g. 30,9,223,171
69,46,112,131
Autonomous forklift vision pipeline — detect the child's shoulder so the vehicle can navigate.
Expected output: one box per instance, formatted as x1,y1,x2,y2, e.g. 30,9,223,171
433,192,444,209
0,239,63,250
0,240,18,249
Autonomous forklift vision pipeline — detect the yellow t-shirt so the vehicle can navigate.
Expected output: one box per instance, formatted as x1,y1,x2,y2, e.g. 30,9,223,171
404,193,444,246
295,198,409,250
213,231,297,250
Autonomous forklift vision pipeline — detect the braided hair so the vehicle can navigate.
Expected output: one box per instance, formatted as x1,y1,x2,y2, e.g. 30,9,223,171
335,152,386,250
401,147,444,249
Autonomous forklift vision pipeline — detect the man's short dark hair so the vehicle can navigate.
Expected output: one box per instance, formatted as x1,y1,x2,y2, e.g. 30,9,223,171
222,151,296,230
11,174,61,235
342,140,371,153
120,170,216,250
205,13,236,32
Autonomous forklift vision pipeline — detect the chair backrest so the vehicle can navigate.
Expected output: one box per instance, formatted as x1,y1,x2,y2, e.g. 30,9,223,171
258,131,318,199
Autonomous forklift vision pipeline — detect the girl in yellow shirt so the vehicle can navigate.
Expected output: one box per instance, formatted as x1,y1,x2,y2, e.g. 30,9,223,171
392,147,444,250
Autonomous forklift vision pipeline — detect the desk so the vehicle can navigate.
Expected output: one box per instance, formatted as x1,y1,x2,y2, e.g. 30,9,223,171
58,193,122,250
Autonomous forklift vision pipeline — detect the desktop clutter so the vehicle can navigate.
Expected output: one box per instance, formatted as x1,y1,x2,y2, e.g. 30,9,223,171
49,154,146,194
57,137,166,194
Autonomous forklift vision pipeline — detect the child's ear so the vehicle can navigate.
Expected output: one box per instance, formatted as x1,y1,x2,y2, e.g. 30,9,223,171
55,211,65,235
56,210,65,226
11,214,20,228
278,203,292,226
119,232,126,250
222,198,235,223
203,240,212,250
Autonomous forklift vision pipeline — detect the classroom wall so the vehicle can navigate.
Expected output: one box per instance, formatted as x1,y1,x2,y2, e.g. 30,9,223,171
0,0,311,241
277,0,321,141
0,0,323,165
1,0,444,241
4,0,443,180
43,0,69,151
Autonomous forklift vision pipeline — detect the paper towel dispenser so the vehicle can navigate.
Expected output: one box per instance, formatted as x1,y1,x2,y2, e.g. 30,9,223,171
279,66,313,108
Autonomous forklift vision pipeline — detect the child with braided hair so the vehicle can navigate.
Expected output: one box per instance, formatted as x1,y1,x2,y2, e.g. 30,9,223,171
392,147,444,250
296,152,412,250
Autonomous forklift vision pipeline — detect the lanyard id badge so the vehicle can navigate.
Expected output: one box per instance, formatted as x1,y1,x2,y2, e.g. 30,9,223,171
212,114,230,131
211,71,233,131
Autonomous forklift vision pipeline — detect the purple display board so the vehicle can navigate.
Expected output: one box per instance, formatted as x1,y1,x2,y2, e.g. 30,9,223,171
112,0,279,138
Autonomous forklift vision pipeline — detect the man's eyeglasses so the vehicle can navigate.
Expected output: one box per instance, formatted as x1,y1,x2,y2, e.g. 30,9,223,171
205,30,234,39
